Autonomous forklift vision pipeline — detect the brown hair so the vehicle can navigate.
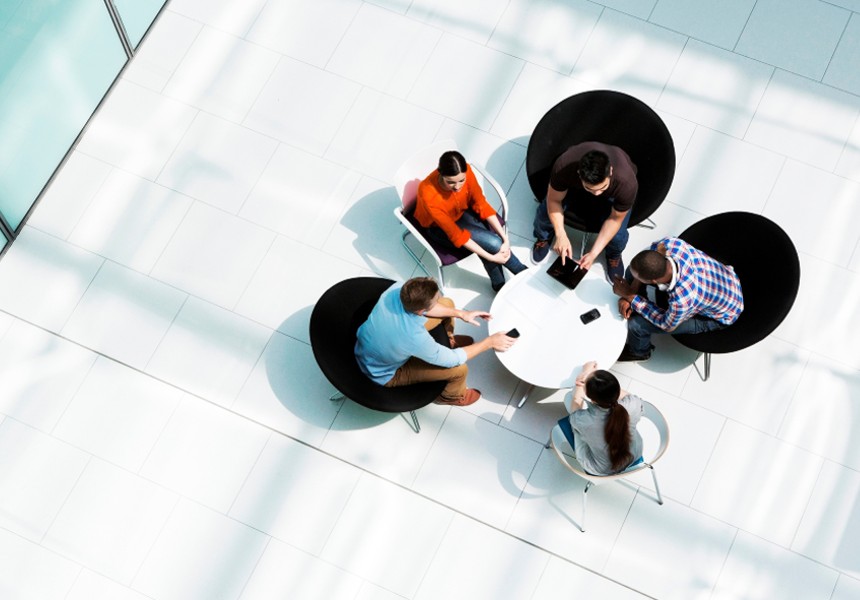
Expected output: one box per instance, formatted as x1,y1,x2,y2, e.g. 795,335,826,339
585,370,633,472
400,277,439,313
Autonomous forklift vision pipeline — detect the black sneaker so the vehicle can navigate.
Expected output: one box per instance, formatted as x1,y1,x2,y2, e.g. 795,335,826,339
617,344,652,362
531,239,551,264
606,253,625,284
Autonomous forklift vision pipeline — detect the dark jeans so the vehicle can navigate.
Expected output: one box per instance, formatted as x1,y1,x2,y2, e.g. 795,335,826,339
427,211,527,288
532,196,631,258
626,305,726,355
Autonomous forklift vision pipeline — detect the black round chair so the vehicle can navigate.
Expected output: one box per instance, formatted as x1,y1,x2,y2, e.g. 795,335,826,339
309,277,446,433
526,90,676,232
672,212,801,380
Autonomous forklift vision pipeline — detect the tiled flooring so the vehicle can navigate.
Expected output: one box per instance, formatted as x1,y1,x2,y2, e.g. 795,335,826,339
2,0,860,598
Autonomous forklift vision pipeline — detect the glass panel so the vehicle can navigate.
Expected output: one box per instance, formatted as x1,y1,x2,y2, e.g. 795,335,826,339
0,0,126,231
0,229,6,254
114,0,167,49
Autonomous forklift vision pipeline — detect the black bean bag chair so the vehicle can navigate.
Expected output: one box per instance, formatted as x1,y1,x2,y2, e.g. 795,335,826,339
526,90,675,231
309,277,446,432
672,212,801,379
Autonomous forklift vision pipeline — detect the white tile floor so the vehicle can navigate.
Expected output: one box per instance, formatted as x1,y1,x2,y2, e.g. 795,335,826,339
1,0,860,598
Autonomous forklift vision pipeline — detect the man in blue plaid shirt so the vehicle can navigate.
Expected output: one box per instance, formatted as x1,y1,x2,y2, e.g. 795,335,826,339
612,237,743,361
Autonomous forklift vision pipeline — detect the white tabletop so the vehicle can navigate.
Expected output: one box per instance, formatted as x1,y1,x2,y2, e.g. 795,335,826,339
489,263,628,390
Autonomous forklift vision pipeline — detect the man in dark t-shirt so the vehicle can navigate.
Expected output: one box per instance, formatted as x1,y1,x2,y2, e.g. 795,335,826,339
531,141,638,283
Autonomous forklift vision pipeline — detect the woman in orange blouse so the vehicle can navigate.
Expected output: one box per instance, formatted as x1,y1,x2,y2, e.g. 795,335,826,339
415,151,527,291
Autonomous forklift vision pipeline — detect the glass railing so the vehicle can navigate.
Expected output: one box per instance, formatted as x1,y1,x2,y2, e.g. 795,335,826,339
0,0,166,244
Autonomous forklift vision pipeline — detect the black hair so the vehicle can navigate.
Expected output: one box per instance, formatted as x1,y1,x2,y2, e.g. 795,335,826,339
577,150,611,184
585,370,633,472
438,151,467,177
630,250,668,281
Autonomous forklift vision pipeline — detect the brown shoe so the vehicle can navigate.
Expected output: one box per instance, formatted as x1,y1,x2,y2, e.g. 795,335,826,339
434,388,481,406
450,335,474,348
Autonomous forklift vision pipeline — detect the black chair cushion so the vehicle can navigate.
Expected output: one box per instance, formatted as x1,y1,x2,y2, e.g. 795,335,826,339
309,277,446,413
672,212,800,354
526,90,675,231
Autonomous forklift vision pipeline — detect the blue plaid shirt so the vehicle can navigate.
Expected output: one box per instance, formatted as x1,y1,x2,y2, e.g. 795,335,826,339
631,238,743,331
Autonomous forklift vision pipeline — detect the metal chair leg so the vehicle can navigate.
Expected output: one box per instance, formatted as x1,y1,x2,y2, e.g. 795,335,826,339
649,464,663,505
409,410,421,434
692,351,712,382
637,217,657,229
329,392,345,401
401,232,433,279
581,481,592,532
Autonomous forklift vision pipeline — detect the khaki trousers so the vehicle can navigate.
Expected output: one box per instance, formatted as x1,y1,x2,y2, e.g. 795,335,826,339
384,297,468,402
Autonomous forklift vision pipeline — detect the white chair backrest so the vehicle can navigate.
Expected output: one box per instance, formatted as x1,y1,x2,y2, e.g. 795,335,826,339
393,139,458,213
551,400,670,483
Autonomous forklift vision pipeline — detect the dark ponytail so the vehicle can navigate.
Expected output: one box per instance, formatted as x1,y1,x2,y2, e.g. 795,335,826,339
585,370,632,472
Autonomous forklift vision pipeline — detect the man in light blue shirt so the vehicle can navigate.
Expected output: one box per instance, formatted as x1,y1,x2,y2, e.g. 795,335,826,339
355,277,516,406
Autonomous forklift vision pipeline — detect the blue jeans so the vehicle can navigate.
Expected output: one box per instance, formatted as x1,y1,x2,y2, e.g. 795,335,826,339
532,197,631,258
427,211,526,289
626,311,726,355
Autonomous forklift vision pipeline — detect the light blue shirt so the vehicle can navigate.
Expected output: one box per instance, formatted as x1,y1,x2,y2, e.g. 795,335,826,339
355,283,467,385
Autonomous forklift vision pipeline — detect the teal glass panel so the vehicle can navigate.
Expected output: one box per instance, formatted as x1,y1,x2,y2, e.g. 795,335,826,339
0,229,6,254
0,0,126,231
114,0,167,48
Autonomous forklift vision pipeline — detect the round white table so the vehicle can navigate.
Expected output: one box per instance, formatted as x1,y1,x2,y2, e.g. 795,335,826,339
489,263,628,407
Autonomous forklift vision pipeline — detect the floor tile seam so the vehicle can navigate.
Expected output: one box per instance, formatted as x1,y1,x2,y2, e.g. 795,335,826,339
36,154,114,245
145,8,206,95
598,485,642,575
36,451,94,547
788,458,828,552
222,430,274,517
228,233,277,314
772,350,813,440
233,535,274,600
566,3,605,78
739,65,776,141
405,406,453,489
730,0,758,54
0,524,85,591
55,255,107,336
652,29,692,114
319,0,363,74
141,294,191,374
485,54,527,134
709,528,740,596
47,352,101,438
396,496,458,600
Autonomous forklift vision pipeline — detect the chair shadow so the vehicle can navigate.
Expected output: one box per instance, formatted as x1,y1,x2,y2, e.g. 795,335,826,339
335,185,421,281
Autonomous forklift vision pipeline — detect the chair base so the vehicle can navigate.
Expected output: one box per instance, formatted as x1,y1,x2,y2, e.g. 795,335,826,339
691,352,712,382
330,390,422,434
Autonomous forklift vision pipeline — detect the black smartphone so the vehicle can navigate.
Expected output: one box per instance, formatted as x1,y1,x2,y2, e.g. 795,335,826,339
580,308,600,325
506,328,520,338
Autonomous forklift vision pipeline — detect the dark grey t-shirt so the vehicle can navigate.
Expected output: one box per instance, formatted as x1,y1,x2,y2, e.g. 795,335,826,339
549,141,638,213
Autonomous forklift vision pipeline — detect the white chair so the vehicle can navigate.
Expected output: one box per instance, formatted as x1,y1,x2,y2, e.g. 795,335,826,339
547,399,669,532
392,139,510,290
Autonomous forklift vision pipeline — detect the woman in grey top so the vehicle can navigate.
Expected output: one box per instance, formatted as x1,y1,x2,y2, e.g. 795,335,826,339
566,361,644,475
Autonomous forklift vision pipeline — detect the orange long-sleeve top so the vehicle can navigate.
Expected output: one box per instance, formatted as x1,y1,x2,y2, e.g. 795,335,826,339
414,165,497,248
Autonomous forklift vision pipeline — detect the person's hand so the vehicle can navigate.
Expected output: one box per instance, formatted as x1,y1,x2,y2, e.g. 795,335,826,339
618,297,633,319
612,277,638,299
575,250,596,270
489,331,517,352
460,310,491,325
488,247,511,264
576,360,598,386
500,238,511,254
553,234,573,265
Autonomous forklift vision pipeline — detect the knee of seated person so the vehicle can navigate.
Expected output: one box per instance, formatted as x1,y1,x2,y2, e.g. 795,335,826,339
436,296,455,309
